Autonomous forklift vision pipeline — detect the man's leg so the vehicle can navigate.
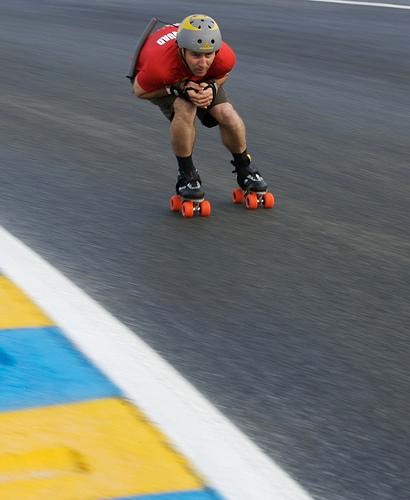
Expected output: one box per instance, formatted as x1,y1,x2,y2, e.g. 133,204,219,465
210,102,268,192
170,98,197,156
170,98,204,199
209,102,247,154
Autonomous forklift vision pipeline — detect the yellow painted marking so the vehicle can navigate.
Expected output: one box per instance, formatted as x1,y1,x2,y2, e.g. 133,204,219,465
0,276,53,329
0,447,86,481
0,398,203,499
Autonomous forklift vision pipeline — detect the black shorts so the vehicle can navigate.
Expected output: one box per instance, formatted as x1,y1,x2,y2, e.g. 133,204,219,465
149,86,229,128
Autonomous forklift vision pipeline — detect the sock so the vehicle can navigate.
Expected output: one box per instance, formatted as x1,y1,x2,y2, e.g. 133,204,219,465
176,155,195,173
232,150,249,165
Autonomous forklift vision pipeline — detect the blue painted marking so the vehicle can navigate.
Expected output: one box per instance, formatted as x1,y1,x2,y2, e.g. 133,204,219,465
113,488,223,499
0,347,15,366
0,327,121,411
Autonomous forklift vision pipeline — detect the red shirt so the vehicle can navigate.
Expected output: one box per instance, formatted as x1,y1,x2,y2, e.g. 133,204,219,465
136,25,236,92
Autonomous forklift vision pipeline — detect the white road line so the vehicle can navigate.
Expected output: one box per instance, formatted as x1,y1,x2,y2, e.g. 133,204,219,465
0,225,313,500
308,0,410,9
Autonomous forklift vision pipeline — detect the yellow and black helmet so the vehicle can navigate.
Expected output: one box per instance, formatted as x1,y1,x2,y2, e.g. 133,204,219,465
177,14,222,53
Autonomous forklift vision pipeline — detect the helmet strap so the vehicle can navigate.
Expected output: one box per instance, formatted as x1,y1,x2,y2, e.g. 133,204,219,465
178,47,190,72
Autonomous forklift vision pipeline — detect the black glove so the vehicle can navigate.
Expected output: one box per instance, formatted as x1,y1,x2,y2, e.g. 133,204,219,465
203,80,219,105
166,82,196,101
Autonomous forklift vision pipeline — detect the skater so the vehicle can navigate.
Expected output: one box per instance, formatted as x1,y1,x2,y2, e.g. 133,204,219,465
132,13,268,201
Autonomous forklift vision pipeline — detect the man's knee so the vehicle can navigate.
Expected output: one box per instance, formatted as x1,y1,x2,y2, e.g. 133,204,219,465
173,98,197,123
210,103,241,127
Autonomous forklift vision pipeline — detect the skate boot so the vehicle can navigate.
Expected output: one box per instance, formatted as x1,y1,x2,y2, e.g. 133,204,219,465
231,155,275,209
231,154,268,192
175,167,204,200
170,167,211,218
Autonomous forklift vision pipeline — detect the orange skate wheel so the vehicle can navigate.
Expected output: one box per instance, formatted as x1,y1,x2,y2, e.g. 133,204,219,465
170,195,182,212
181,200,194,218
245,192,258,209
263,192,275,209
232,188,244,204
200,200,211,217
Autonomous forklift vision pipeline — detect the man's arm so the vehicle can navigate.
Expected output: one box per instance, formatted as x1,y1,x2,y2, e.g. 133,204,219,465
133,79,168,99
213,75,229,87
133,74,230,101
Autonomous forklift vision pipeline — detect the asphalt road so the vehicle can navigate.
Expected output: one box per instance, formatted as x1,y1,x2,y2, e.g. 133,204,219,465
1,1,409,498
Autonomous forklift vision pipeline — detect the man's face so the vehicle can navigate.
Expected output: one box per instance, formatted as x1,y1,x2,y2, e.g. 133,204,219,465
183,50,216,77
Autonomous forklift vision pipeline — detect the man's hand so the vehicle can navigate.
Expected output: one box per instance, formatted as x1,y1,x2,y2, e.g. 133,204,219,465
184,81,214,108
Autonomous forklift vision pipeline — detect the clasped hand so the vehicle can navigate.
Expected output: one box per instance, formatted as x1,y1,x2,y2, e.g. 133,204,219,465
184,81,213,108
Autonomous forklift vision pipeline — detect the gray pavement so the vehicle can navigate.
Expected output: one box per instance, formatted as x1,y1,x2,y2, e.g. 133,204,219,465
0,1,409,498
